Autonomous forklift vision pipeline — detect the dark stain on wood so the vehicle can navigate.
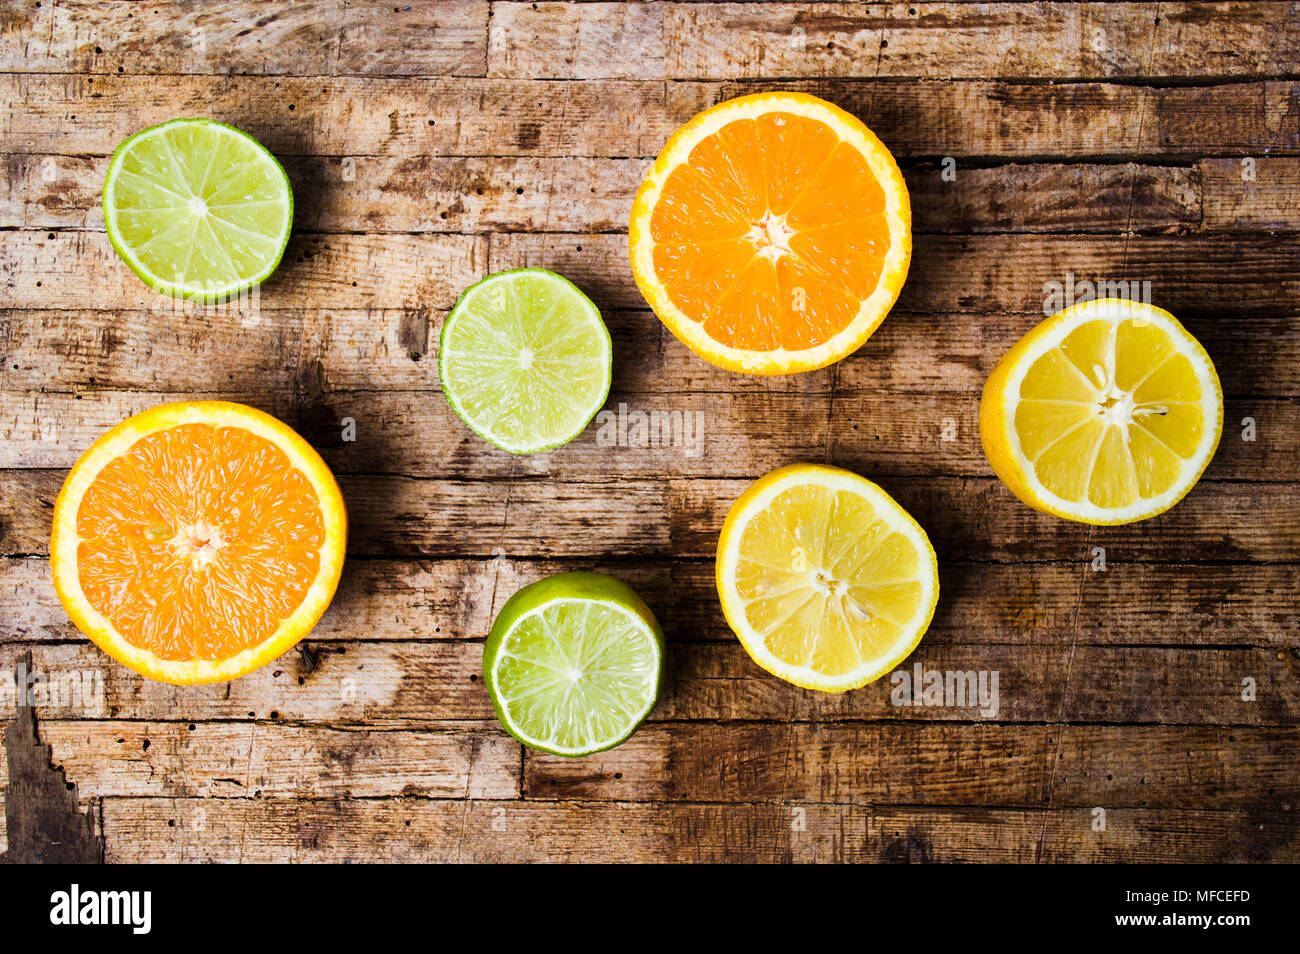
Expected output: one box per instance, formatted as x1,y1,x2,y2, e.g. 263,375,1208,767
2,656,102,863
397,308,428,362
515,122,542,151
880,828,935,864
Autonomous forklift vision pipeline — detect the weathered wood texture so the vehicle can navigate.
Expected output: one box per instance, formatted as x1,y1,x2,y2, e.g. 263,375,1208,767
96,799,1297,863
2,1,1298,864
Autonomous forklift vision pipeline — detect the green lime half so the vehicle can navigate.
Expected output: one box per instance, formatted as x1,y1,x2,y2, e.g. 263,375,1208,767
103,118,293,301
439,269,612,454
483,572,664,757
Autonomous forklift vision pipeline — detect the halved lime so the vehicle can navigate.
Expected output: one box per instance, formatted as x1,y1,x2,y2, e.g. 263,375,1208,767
439,269,612,454
103,118,293,301
483,572,664,757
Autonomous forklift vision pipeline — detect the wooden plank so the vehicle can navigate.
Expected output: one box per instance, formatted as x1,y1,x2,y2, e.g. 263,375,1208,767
1,154,1211,234
1202,156,1300,231
0,391,295,468
524,723,1298,808
0,389,823,477
660,643,1300,726
3,74,1297,159
35,720,518,799
0,154,647,233
6,308,1298,399
3,389,1289,482
0,641,495,724
3,640,1293,725
0,231,484,311
489,2,1300,82
1,308,311,393
335,2,489,77
0,0,489,77
909,161,1202,234
276,475,1300,562
1,308,445,394
0,155,103,230
2,471,1296,561
5,557,1296,649
838,311,1300,398
316,392,1292,481
0,557,479,644
0,74,676,159
492,232,1300,317
9,3,1299,84
822,394,1292,482
720,476,1300,565
95,797,1300,862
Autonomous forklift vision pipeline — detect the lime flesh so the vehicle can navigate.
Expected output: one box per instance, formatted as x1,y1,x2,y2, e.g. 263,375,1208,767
103,118,293,301
484,572,664,757
439,269,612,454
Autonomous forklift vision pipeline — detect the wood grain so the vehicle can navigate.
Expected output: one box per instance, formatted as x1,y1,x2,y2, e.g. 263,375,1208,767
9,3,1296,84
96,798,1299,863
0,230,485,310
493,232,1300,316
1,389,1292,482
3,641,1295,726
36,720,519,799
6,308,1298,398
3,556,1297,648
4,75,1298,159
6,154,1235,235
488,2,1300,81
3,471,1297,562
523,722,1298,809
2,0,1298,863
0,1,490,77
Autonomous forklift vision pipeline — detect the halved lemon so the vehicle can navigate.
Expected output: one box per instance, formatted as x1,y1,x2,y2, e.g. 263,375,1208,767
51,402,347,685
629,91,911,375
980,298,1223,525
716,464,939,692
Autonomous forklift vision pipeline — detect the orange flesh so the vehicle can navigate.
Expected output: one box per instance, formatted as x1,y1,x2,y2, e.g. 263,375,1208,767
649,112,889,352
75,424,325,661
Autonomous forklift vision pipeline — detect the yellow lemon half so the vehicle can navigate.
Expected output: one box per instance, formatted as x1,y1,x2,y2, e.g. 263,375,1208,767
716,463,939,692
980,299,1223,525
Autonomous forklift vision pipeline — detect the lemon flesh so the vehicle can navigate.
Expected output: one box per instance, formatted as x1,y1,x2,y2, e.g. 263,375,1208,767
717,464,939,692
982,299,1223,525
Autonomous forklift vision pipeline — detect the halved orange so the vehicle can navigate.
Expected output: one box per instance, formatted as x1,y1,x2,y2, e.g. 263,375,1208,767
51,401,347,685
630,91,911,375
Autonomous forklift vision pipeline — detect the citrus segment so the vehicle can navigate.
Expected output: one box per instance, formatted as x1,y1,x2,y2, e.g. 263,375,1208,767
717,464,939,692
51,402,346,684
103,118,293,301
630,92,911,374
980,299,1223,524
483,572,664,757
439,269,612,454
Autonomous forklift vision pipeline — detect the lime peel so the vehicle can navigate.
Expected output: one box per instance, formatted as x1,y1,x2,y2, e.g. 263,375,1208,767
103,118,293,302
483,572,664,757
439,269,612,454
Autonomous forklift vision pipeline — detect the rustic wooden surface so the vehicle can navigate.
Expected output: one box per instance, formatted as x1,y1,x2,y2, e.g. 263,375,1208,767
1,0,1298,863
